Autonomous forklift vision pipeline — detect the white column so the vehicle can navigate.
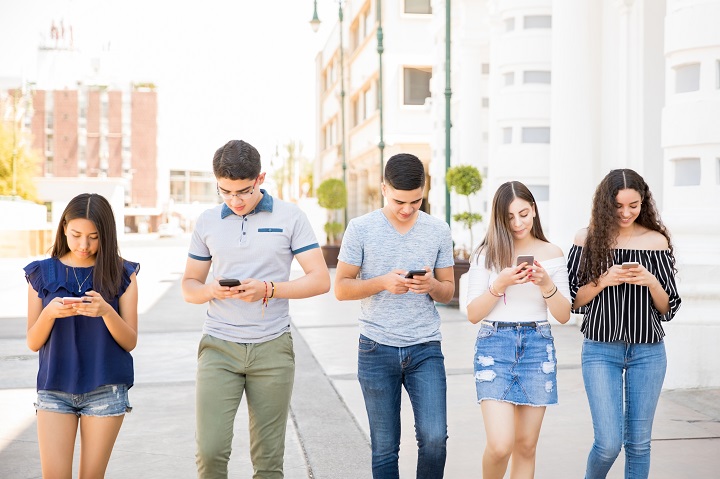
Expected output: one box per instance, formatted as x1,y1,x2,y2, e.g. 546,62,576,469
661,0,720,389
548,0,601,248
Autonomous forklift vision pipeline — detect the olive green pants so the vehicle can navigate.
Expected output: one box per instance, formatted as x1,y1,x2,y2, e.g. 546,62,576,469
195,333,295,479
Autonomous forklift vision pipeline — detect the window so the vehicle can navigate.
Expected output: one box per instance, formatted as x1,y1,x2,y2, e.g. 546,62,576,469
482,97,489,108
364,9,373,38
502,127,513,144
527,185,549,201
524,15,552,29
482,63,490,75
404,67,432,105
717,60,720,89
673,158,701,186
523,71,551,84
521,127,550,143
504,17,515,32
675,63,700,93
503,72,515,86
351,97,360,128
405,0,431,14
717,158,720,184
362,88,370,120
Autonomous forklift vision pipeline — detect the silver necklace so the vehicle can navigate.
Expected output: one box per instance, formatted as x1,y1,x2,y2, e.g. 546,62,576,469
72,266,92,293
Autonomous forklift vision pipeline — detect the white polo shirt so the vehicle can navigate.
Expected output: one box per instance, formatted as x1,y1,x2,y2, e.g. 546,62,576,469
188,190,319,343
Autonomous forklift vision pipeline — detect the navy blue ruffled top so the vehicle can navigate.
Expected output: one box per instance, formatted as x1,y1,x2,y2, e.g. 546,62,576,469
24,257,140,394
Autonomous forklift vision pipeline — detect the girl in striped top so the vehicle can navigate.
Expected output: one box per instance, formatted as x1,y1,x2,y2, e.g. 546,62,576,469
568,169,681,479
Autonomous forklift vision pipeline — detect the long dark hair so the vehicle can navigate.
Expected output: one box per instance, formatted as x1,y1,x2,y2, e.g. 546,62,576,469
474,181,548,271
51,193,123,300
579,168,676,284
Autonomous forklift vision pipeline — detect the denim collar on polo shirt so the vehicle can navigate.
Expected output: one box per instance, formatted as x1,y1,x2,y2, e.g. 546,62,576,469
220,189,274,219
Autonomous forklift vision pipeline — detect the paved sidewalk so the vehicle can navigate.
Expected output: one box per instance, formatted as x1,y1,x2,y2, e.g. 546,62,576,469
1,235,719,478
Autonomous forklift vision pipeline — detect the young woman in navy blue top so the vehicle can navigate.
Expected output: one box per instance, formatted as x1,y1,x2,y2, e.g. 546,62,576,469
568,169,681,478
24,193,139,478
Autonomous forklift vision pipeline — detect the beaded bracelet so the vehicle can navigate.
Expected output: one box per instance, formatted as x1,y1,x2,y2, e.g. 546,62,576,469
261,281,269,317
489,282,507,305
542,285,558,299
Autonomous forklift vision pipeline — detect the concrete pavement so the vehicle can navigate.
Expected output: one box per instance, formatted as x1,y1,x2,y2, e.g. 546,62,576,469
1,234,719,478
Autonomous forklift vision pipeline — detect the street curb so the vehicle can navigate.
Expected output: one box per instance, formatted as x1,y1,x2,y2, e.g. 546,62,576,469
290,324,372,479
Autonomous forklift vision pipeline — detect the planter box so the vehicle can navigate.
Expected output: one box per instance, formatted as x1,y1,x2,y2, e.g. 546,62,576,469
450,257,471,306
321,244,341,268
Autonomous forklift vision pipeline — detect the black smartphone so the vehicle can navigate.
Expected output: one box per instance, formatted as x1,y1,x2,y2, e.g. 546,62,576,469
405,270,427,278
219,279,241,287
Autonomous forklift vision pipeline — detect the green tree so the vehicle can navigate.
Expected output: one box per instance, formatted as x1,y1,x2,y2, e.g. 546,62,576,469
0,120,40,201
316,178,347,245
446,165,483,254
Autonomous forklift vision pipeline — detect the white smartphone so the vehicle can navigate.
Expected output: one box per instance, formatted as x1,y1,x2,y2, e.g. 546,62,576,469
621,261,640,269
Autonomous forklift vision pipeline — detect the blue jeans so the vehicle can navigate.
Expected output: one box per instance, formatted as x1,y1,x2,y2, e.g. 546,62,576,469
582,339,667,479
357,335,448,479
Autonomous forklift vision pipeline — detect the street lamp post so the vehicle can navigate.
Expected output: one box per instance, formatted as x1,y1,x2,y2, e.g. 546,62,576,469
445,0,452,227
310,0,348,229
376,0,385,205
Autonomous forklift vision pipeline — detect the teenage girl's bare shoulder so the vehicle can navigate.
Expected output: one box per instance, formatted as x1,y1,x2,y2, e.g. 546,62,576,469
573,228,588,247
536,240,565,261
636,227,669,250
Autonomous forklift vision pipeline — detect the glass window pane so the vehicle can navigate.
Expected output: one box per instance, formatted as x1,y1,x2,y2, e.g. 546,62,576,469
503,72,515,86
523,71,551,84
405,0,432,14
404,67,432,105
504,18,515,32
675,63,700,93
521,127,550,143
674,158,701,186
527,185,549,201
524,15,552,29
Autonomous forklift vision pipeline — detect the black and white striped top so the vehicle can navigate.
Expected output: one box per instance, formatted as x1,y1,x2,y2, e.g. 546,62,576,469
567,245,681,343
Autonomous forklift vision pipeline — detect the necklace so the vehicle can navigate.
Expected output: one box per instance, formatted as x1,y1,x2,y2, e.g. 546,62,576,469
617,224,635,250
72,266,92,293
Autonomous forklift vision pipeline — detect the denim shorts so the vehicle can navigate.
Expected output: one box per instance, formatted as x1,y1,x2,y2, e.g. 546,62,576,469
473,321,558,406
35,384,132,417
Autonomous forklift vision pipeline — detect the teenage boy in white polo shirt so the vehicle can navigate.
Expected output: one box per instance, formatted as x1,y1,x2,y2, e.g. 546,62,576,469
181,139,330,479
335,153,455,478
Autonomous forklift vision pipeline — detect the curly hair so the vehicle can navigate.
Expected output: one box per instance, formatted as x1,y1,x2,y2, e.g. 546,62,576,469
474,181,548,271
579,169,676,285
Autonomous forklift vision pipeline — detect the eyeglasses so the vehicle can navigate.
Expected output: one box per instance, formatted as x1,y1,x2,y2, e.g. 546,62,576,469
217,178,258,200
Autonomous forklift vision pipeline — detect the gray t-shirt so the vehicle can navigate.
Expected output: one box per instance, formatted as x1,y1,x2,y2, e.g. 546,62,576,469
338,209,454,347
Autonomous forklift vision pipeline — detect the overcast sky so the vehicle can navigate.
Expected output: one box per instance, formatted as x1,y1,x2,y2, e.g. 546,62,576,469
0,0,338,171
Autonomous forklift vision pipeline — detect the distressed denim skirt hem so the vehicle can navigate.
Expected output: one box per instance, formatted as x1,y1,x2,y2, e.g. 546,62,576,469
473,321,558,406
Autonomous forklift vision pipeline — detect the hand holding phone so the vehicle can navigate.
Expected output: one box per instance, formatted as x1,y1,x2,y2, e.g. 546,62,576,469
405,269,427,279
621,262,640,269
219,279,241,287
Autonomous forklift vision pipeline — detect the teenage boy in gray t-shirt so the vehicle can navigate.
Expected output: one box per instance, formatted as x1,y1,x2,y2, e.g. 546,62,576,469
181,139,330,479
335,153,455,478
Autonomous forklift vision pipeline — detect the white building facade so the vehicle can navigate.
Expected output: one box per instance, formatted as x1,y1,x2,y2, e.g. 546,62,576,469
314,0,436,219
315,0,720,388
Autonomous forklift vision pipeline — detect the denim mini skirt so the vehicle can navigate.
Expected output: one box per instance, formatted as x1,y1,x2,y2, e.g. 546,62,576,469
473,320,558,406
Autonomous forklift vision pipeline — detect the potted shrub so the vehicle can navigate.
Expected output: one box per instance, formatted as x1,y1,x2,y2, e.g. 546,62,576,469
316,178,347,267
446,165,483,304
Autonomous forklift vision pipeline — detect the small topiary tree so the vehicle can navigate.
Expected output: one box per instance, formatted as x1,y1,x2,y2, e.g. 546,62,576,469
316,178,347,245
446,165,483,255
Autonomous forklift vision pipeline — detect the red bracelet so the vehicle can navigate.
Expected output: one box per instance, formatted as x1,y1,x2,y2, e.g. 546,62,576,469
489,282,507,305
261,281,269,317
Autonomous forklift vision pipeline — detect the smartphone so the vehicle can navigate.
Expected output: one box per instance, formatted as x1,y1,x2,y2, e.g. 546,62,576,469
219,279,241,287
516,255,534,267
621,262,640,269
405,270,427,278
62,297,90,305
